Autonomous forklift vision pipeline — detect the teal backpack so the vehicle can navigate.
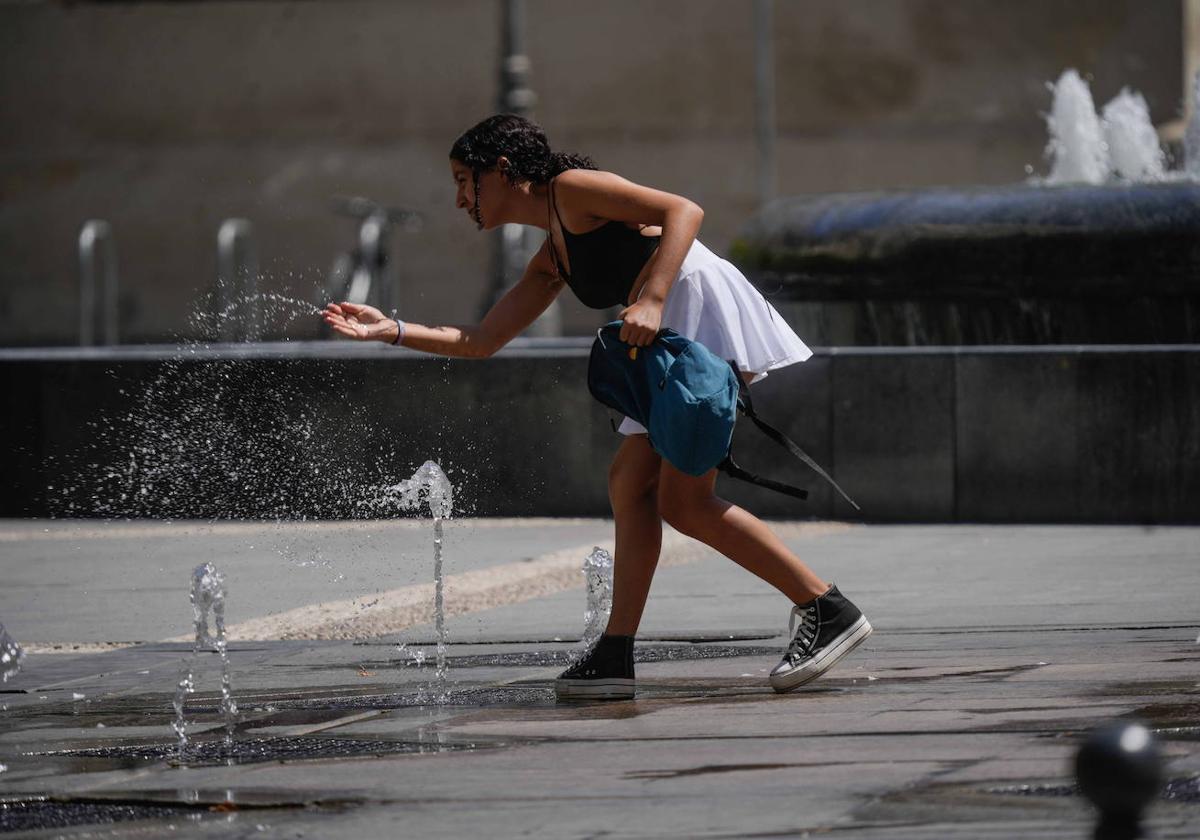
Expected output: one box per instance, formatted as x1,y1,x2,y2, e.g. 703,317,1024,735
587,321,859,508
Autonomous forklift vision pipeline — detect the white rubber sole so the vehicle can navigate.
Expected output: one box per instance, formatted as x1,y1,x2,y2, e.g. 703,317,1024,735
554,678,635,701
769,616,873,693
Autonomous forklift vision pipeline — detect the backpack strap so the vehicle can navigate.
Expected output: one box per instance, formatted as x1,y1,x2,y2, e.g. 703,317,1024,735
718,451,809,501
727,364,862,511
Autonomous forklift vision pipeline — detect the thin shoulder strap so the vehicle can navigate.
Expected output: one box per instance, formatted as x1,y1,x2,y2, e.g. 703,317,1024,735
548,176,570,231
546,177,569,279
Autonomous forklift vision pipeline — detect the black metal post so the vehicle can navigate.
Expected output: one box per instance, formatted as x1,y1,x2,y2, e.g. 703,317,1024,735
78,220,119,346
216,219,258,342
754,0,776,209
485,0,560,334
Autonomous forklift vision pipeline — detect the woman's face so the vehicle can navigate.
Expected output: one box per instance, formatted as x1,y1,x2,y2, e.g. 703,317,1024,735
450,159,507,231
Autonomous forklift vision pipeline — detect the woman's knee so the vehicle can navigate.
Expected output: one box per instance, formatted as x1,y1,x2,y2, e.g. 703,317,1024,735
608,437,660,513
656,479,714,538
657,489,693,535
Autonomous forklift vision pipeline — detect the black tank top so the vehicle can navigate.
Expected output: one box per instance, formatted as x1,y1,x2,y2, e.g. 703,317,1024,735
546,178,661,310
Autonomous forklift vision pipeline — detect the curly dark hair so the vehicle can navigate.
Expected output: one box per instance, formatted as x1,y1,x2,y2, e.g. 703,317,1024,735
449,114,597,185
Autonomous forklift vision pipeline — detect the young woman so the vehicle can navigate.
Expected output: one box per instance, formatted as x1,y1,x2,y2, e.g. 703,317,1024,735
323,114,871,700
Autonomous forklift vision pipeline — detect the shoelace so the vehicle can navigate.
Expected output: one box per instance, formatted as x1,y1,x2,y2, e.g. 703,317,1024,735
785,603,819,663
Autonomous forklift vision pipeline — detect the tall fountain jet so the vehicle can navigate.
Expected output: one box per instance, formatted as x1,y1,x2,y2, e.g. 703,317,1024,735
1042,68,1192,185
1045,69,1109,185
1102,89,1166,181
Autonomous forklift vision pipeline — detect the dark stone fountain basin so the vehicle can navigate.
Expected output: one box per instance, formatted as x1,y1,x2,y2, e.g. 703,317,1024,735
732,182,1200,345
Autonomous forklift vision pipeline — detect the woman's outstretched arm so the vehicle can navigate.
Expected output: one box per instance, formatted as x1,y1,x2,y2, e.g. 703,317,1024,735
323,241,564,358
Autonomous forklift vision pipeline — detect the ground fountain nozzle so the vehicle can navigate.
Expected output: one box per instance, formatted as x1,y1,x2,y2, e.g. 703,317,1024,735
0,622,24,683
1074,720,1164,839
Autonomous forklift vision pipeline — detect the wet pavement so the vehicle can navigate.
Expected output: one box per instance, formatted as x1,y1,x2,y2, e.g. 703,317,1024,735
1,520,1198,837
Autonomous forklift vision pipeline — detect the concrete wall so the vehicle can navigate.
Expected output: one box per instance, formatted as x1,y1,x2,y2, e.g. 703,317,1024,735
0,0,1185,346
3,344,1197,522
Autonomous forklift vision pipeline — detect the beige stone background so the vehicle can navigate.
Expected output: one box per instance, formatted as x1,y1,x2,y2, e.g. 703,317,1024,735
0,0,1188,345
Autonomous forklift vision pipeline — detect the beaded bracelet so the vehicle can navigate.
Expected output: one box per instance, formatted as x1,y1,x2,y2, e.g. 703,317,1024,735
391,318,406,346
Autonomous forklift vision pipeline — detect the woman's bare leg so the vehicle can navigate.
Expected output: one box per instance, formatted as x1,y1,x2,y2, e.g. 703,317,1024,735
656,463,828,605
604,434,663,635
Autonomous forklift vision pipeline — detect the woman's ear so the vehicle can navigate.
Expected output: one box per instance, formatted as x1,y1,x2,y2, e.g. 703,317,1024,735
497,155,510,173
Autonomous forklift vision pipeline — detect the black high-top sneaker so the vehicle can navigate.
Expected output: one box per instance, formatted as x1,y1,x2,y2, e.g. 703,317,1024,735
555,634,635,700
769,584,872,693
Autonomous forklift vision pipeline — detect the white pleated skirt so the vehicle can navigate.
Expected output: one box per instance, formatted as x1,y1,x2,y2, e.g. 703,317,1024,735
618,239,813,435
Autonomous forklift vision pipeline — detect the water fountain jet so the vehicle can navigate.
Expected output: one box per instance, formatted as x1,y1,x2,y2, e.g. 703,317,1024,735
579,547,613,652
172,562,238,760
368,461,454,702
1101,89,1166,181
1045,69,1109,185
1,622,24,684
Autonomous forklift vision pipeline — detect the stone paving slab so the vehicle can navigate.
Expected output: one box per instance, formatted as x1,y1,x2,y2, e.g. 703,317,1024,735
2,622,1197,837
0,523,1198,838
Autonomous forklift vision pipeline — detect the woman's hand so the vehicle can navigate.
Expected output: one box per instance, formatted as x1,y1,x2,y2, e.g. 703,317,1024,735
618,299,663,347
323,301,396,342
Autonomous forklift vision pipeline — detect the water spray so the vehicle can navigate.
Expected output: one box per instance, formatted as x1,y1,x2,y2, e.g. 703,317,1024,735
368,461,454,702
1,623,24,684
580,547,614,652
172,562,238,760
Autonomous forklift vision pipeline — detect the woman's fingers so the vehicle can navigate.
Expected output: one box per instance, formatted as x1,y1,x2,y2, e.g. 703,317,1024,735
323,307,358,325
323,311,368,340
618,323,654,346
617,313,656,346
322,303,375,341
339,302,386,323
328,319,366,339
617,309,633,343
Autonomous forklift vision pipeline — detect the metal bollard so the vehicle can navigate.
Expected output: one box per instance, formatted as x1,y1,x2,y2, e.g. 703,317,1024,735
350,212,388,312
1075,720,1164,839
78,220,119,346
216,219,258,342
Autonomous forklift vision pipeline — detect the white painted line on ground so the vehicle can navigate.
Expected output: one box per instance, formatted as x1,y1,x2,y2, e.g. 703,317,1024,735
0,517,609,542
211,537,667,641
213,522,854,641
22,641,146,655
